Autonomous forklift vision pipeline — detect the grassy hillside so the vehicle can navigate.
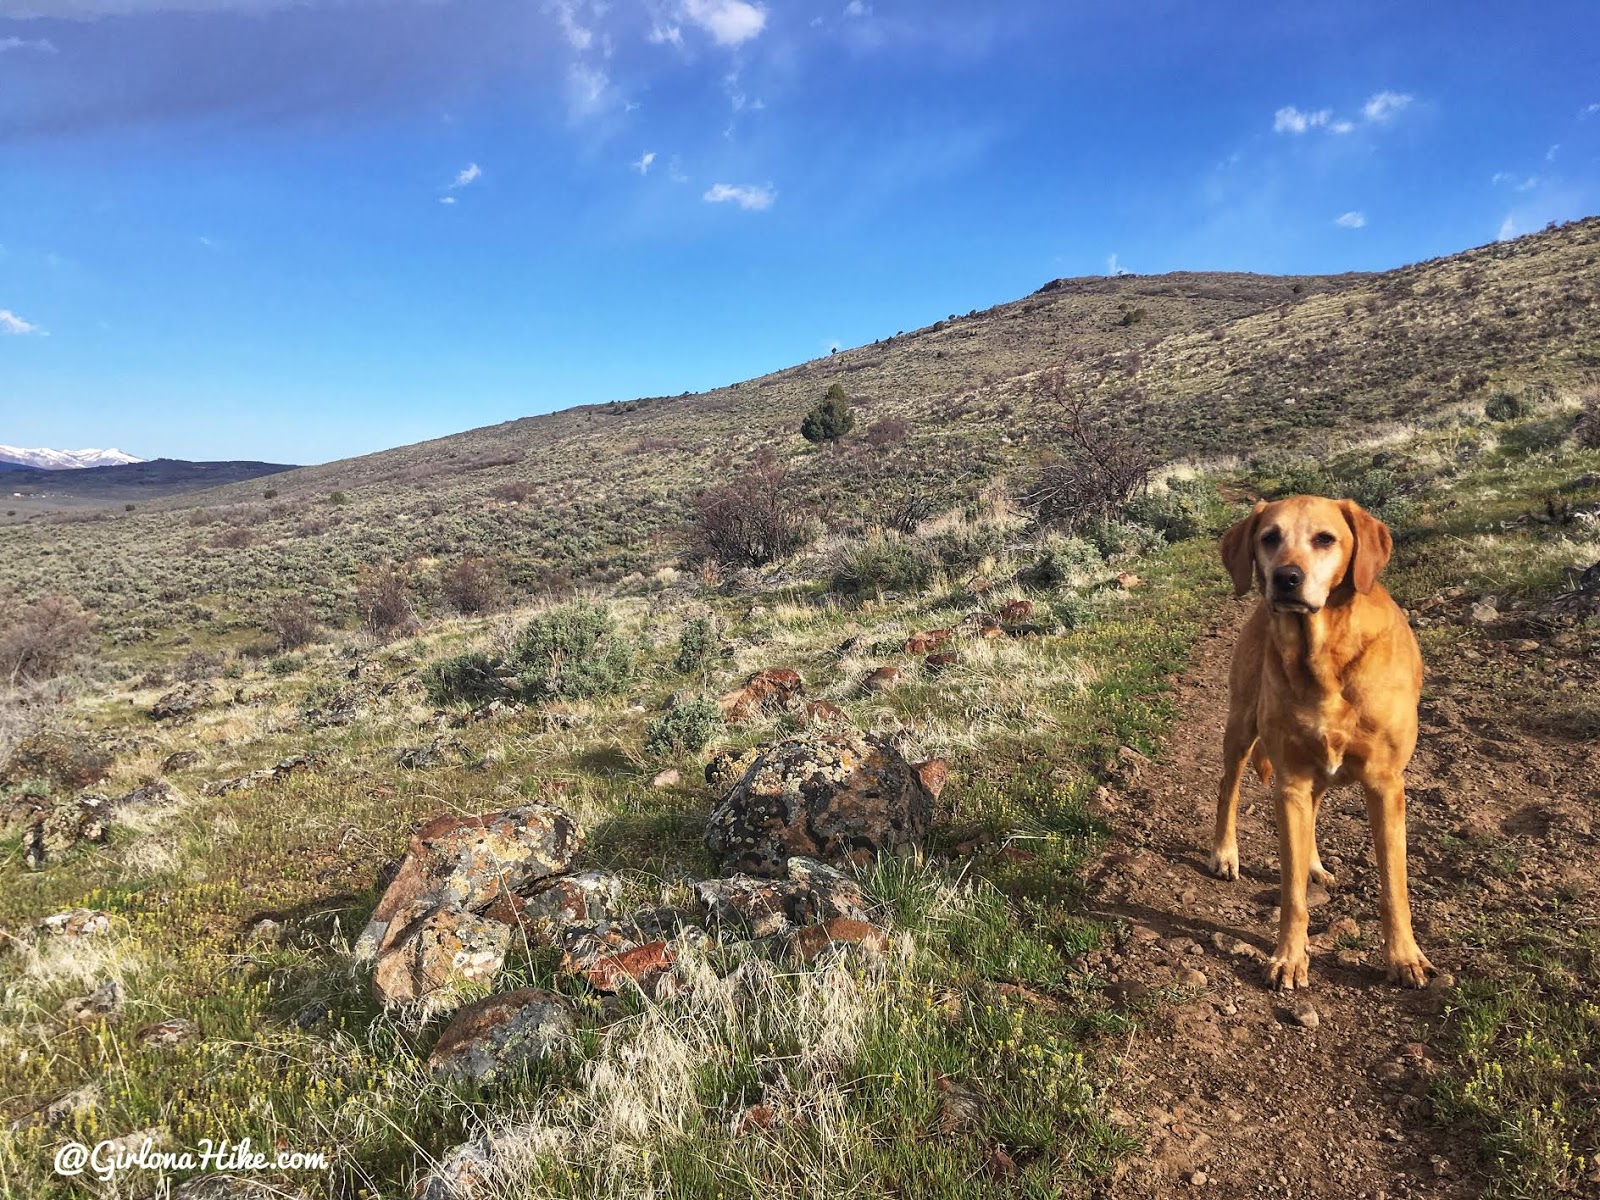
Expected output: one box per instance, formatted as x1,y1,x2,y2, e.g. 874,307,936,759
0,460,297,523
1,222,1595,662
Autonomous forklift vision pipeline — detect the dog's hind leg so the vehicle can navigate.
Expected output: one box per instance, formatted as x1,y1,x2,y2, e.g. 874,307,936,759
1210,712,1256,881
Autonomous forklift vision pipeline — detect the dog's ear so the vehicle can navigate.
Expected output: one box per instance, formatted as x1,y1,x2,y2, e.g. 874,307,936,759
1340,499,1393,594
1220,501,1266,596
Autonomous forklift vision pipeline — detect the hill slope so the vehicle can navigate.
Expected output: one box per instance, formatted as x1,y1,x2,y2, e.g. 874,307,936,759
0,219,1596,654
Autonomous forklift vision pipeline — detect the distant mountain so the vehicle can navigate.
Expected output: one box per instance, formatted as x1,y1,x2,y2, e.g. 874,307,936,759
1,457,298,514
0,445,146,470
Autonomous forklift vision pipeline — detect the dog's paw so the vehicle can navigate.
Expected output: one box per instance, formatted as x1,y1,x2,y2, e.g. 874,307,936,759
1208,846,1240,881
1386,948,1435,989
1309,863,1338,888
1266,947,1310,991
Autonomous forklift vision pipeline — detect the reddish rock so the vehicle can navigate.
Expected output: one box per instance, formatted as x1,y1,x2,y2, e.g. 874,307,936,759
426,989,573,1084
861,666,903,693
913,758,950,799
719,669,805,723
357,803,579,958
581,941,674,993
790,917,889,963
903,628,954,654
978,624,1005,640
481,871,620,935
704,733,941,875
800,700,852,731
923,652,960,675
1116,572,1145,590
1000,599,1035,624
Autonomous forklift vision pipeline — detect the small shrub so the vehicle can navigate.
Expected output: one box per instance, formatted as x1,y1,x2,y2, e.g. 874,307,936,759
329,491,351,506
1123,478,1213,542
267,654,303,677
1573,392,1600,449
644,696,724,756
268,597,320,651
1085,519,1164,561
1016,371,1153,531
829,535,934,597
423,651,508,707
800,383,856,444
356,561,417,640
441,556,507,615
673,616,718,674
263,488,279,500
1485,391,1528,421
512,603,633,702
0,594,95,684
923,525,1008,575
1019,536,1103,588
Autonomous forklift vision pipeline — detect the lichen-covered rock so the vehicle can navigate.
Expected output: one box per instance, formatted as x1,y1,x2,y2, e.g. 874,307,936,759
358,804,580,957
149,683,214,723
903,628,955,654
371,907,510,1009
427,989,574,1084
173,1175,310,1200
59,977,125,1025
861,666,903,694
580,941,674,993
718,669,804,723
202,753,317,798
705,734,944,875
482,871,619,934
37,908,113,938
697,855,869,937
799,700,852,732
160,749,202,774
705,746,762,796
923,652,960,675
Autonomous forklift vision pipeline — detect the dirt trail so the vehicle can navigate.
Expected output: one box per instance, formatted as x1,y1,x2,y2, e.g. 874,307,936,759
1089,597,1600,1199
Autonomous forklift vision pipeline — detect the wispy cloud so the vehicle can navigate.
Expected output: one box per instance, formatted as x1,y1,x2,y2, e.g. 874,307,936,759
1582,102,1600,119
1273,106,1330,135
1106,252,1124,275
438,195,457,205
548,0,595,51
0,36,58,52
1334,211,1366,228
843,0,871,15
632,150,657,174
452,162,482,188
565,62,614,118
679,0,767,46
1491,171,1540,192
703,182,775,210
0,309,43,335
1361,90,1413,122
1498,214,1517,242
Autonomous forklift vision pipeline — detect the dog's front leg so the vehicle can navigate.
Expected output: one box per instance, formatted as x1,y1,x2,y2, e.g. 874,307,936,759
1268,776,1314,990
1364,774,1434,987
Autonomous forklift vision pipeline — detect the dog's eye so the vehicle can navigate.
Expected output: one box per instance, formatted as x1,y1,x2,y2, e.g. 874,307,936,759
1260,530,1281,548
1312,532,1337,549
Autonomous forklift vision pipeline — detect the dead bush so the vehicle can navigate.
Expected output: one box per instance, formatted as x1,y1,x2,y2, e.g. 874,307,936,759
0,594,95,684
356,561,417,640
441,556,508,615
690,450,812,568
1015,370,1154,531
268,597,320,651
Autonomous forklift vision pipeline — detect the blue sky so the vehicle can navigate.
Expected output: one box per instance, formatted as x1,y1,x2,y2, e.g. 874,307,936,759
2,0,1597,465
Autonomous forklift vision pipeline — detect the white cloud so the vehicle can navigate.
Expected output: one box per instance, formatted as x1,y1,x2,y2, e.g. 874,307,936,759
648,21,684,46
0,309,42,335
1273,106,1330,135
1546,143,1561,161
1498,215,1517,242
1334,211,1366,228
632,150,657,174
1329,119,1355,134
1492,172,1540,192
1362,90,1413,122
565,62,613,117
680,0,766,46
438,195,457,205
702,182,775,210
1107,252,1124,276
843,0,871,14
549,0,594,50
1583,102,1600,119
0,35,58,52
452,162,482,188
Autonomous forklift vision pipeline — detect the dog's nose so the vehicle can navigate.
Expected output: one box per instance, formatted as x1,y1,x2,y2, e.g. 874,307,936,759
1272,565,1304,592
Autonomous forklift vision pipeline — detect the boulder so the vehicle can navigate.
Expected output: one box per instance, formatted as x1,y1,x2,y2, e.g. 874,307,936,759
160,749,201,774
704,734,944,875
719,669,804,723
697,856,869,938
149,683,214,723
705,746,762,796
358,803,580,958
59,977,125,1025
482,871,619,935
371,907,510,1009
37,908,113,939
25,795,119,868
923,652,961,675
580,941,674,993
136,1017,199,1047
427,989,574,1084
799,700,852,731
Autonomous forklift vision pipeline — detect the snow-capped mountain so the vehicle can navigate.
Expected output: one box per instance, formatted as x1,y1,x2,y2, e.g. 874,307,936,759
0,445,147,470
